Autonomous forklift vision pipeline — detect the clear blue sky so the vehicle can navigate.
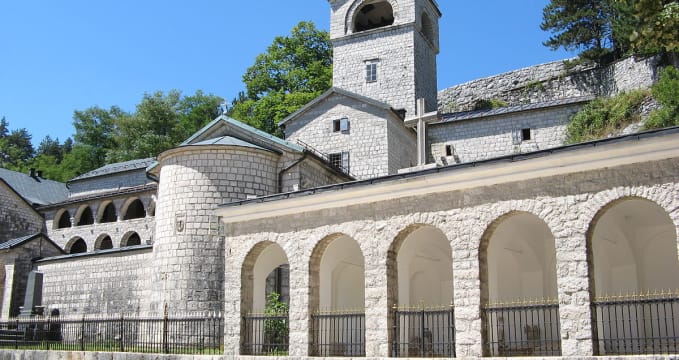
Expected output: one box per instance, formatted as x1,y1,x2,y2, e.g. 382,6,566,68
0,0,573,147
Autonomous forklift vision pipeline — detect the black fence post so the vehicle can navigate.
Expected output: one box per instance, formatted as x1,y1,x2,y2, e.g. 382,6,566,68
80,316,85,351
392,305,398,357
162,305,169,354
118,314,124,352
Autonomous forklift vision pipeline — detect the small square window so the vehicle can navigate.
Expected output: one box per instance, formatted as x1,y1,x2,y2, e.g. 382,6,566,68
332,118,350,133
329,152,350,172
365,61,378,83
445,144,454,157
333,119,341,132
521,128,532,141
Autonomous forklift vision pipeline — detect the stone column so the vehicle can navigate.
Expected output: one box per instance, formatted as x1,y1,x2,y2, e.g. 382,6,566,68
0,265,13,320
452,238,483,358
554,231,594,356
287,241,310,356
363,231,390,357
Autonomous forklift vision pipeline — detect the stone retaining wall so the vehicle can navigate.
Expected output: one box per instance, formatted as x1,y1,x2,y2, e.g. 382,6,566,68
437,56,663,113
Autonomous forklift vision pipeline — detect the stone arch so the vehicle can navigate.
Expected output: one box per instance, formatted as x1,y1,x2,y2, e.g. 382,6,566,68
420,11,435,44
66,237,87,254
586,196,679,297
97,201,117,223
54,209,71,229
75,205,94,226
479,210,561,356
240,241,290,355
121,231,142,247
346,0,398,34
122,198,146,220
387,223,453,307
95,234,113,250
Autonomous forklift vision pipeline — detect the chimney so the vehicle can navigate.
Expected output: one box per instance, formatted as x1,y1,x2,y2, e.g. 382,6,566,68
29,168,36,178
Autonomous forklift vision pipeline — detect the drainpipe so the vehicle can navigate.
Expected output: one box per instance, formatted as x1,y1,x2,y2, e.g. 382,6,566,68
278,151,308,194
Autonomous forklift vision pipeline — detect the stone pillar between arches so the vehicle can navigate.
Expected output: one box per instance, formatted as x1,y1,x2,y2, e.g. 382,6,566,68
288,252,310,356
554,232,594,356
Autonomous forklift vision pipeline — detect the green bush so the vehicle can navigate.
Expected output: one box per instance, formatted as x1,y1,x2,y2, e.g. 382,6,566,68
644,66,679,129
566,90,651,144
473,98,508,111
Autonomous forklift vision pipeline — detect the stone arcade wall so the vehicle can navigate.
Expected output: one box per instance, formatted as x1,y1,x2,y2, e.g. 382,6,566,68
37,247,153,315
437,56,663,113
221,133,679,358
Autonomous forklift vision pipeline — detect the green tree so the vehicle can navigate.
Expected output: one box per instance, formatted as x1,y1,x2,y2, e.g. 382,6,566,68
176,90,224,140
0,120,34,170
541,0,636,61
72,106,123,168
644,66,679,128
629,0,679,54
263,292,289,355
228,21,332,135
36,135,64,161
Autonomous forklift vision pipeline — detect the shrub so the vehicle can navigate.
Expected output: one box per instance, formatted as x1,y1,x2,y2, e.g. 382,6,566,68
566,90,651,144
644,66,679,129
473,98,508,111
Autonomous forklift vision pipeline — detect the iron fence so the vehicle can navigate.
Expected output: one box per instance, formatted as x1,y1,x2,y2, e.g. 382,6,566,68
391,305,455,357
482,301,561,357
241,313,289,355
0,312,223,354
310,311,365,357
592,294,679,355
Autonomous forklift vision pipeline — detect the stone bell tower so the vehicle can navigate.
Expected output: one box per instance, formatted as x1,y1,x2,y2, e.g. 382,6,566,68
327,0,441,116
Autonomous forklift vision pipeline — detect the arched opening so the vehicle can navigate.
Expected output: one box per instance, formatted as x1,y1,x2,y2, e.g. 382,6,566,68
95,234,113,250
421,12,435,45
76,206,94,226
123,199,146,220
309,234,365,356
388,224,454,357
55,210,71,229
121,232,142,247
147,199,156,217
240,242,290,355
99,202,117,223
588,198,679,355
353,1,394,32
479,212,561,357
67,237,87,254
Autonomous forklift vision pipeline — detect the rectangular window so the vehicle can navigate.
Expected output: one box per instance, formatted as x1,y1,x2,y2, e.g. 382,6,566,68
445,144,454,157
332,118,350,133
365,61,378,83
329,151,350,172
521,128,532,141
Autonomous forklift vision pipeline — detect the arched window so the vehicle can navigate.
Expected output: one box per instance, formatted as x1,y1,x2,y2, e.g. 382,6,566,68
56,210,71,229
122,232,142,247
68,238,87,254
123,199,146,220
76,207,94,226
354,1,394,32
99,202,117,223
96,235,113,250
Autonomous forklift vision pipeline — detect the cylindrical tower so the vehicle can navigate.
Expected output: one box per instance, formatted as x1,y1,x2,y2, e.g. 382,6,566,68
150,143,279,313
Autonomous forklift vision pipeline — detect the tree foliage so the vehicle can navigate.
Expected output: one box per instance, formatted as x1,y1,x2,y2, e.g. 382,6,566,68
541,0,637,62
644,66,679,128
0,117,35,170
228,21,332,135
629,0,679,54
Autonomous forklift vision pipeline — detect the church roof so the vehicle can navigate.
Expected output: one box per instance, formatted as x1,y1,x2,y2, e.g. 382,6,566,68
181,135,269,151
279,87,404,127
438,96,594,124
0,168,68,206
69,158,156,183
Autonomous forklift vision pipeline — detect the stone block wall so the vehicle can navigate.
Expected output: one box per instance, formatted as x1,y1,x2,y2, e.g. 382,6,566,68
437,56,662,113
223,152,679,358
47,217,154,251
427,103,584,164
0,182,43,243
37,248,153,315
151,146,279,314
285,94,394,179
387,116,417,173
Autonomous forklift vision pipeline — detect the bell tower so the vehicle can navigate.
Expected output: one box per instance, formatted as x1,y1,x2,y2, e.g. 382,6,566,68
327,0,441,116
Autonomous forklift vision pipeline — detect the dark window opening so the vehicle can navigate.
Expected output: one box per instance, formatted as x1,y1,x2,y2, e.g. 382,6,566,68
521,128,532,141
56,211,71,229
445,145,454,157
354,1,395,32
77,207,94,226
421,12,435,44
100,203,117,223
333,118,350,133
69,239,87,254
366,62,378,83
125,233,142,247
124,199,146,220
97,236,113,250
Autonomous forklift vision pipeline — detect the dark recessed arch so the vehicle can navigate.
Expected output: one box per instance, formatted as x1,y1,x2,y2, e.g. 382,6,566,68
99,202,117,223
121,232,142,247
55,210,72,229
353,1,394,32
95,234,113,250
123,199,146,220
76,206,94,226
67,237,87,254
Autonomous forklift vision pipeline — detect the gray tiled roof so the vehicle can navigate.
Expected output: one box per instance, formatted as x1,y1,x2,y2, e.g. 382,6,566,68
69,158,156,182
185,136,269,151
0,168,69,205
438,96,594,124
0,233,64,254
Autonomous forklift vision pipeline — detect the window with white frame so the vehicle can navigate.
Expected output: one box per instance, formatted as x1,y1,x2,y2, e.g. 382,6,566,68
332,117,350,133
365,60,378,83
